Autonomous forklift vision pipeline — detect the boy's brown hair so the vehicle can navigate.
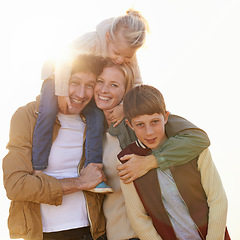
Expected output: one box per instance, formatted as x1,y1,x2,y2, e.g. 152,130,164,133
123,84,167,122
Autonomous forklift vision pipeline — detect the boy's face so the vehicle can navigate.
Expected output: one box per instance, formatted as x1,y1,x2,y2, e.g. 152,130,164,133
67,72,97,114
126,112,169,150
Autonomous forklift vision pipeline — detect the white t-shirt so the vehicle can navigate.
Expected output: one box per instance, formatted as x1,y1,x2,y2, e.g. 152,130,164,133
41,113,89,232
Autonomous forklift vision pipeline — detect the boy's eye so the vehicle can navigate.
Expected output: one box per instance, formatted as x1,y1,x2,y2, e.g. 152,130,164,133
136,123,144,127
152,120,160,124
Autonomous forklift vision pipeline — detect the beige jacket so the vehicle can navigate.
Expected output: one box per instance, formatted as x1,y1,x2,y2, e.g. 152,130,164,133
120,149,228,240
2,97,105,240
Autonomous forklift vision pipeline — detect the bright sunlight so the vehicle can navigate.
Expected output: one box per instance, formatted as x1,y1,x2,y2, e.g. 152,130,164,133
1,0,239,239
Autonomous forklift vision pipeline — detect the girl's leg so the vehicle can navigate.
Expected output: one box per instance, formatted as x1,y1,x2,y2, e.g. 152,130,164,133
83,99,104,166
32,78,58,170
82,99,112,193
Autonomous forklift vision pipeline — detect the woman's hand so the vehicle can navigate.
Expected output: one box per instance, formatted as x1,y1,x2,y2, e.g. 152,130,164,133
117,154,158,183
106,104,124,127
58,96,72,114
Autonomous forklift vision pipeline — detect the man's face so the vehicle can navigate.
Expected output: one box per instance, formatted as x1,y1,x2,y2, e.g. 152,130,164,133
126,113,169,150
67,72,97,114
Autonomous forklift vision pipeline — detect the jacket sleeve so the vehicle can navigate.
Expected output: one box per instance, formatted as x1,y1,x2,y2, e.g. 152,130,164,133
130,56,143,86
153,114,211,170
2,107,63,205
198,149,228,240
54,32,99,96
120,179,162,240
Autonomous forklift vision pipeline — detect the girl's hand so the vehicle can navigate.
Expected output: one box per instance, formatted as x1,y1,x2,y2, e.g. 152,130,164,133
117,154,158,183
106,104,124,127
58,96,72,114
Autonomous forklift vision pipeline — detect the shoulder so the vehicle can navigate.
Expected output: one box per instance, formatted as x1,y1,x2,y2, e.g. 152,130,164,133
9,98,40,136
11,99,38,121
198,148,212,165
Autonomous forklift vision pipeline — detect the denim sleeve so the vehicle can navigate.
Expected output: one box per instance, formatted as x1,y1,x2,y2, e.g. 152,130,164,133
32,79,58,170
153,114,211,170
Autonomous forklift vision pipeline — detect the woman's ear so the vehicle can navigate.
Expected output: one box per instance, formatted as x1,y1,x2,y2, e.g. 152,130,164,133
125,119,134,130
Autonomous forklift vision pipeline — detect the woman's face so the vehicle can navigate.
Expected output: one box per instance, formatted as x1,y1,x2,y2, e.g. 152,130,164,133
106,32,137,65
94,66,126,111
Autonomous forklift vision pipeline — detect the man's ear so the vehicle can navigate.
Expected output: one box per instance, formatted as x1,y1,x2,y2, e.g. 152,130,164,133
125,119,134,130
164,111,170,124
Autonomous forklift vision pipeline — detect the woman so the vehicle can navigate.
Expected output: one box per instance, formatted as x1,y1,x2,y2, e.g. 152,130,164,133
94,61,210,240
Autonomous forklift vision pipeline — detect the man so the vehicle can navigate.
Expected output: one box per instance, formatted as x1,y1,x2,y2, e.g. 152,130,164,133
2,55,107,240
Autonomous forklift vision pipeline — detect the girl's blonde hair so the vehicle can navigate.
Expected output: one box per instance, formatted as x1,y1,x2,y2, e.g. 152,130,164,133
109,9,149,49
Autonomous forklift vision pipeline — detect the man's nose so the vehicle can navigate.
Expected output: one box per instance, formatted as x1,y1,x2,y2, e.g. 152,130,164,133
76,85,85,98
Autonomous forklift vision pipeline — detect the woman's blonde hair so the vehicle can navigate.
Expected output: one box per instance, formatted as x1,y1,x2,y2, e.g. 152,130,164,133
109,9,149,49
104,60,135,93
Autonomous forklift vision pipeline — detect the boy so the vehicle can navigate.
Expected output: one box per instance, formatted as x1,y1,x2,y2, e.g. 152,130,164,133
118,85,230,240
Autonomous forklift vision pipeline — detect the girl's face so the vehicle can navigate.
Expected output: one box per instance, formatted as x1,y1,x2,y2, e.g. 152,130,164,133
106,32,137,65
94,66,126,111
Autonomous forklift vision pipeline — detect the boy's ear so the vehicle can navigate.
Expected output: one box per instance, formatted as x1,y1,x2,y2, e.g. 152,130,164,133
164,111,170,124
125,119,134,130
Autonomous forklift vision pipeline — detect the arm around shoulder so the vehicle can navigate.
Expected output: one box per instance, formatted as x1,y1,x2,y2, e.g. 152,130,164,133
154,114,210,170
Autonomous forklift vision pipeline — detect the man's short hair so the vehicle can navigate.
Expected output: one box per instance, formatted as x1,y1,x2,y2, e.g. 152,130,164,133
123,84,167,122
71,54,107,77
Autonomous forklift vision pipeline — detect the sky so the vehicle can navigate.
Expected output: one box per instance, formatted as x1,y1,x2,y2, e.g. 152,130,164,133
0,0,240,239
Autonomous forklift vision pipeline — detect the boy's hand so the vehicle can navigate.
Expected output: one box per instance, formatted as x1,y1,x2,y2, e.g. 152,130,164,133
58,96,72,114
117,154,158,184
106,104,124,127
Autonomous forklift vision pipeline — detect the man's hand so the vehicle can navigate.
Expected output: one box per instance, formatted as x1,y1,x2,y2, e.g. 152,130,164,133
58,96,72,114
117,154,158,184
60,163,106,195
79,163,106,190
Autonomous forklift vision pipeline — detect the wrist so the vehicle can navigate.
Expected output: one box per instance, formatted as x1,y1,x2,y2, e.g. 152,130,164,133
147,155,158,170
59,177,84,195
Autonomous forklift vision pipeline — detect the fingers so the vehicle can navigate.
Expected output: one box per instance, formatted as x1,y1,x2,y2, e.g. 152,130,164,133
119,171,135,184
123,177,134,184
113,120,121,127
106,109,114,113
119,154,134,161
65,96,72,109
